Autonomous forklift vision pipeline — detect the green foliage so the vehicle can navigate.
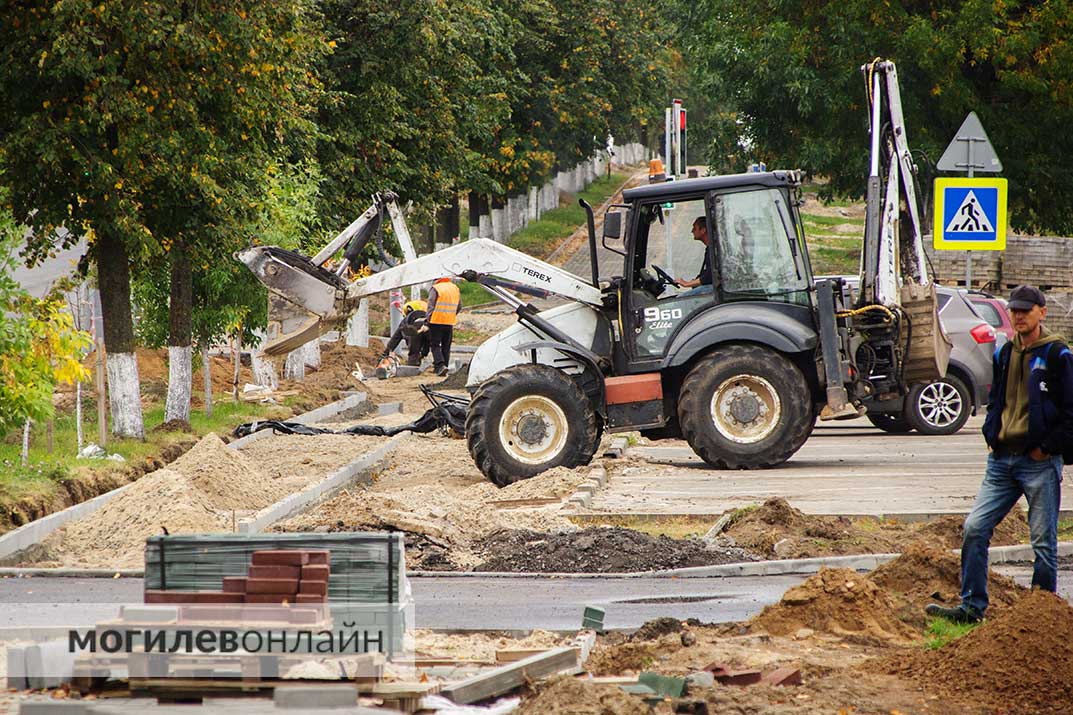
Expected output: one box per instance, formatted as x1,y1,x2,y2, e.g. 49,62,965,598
0,200,91,437
675,0,1073,233
924,617,978,649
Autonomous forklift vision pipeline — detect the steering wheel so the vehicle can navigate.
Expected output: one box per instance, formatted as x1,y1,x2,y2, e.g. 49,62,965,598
651,264,678,288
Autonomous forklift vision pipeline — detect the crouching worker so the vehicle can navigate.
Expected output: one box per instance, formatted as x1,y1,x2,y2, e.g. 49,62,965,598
927,285,1073,624
376,300,430,375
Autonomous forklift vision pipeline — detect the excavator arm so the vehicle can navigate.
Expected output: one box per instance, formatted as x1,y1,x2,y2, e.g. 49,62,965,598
238,234,604,355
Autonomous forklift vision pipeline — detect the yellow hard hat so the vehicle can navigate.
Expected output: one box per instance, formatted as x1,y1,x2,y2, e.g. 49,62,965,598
403,299,428,315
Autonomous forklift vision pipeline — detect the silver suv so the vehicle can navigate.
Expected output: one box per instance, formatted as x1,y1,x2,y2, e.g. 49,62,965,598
867,286,1003,435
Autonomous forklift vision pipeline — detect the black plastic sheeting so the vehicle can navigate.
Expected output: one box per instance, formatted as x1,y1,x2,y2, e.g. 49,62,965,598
233,403,467,440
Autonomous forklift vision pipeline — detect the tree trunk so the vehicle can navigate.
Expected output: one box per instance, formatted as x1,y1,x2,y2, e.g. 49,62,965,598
202,348,213,417
467,191,481,239
447,195,460,244
232,337,241,402
97,227,144,439
284,348,306,380
251,330,278,389
164,242,193,424
21,420,30,467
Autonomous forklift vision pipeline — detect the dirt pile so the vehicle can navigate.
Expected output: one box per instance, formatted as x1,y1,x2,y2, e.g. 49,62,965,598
167,433,279,510
33,468,224,568
914,509,1029,548
519,676,647,715
27,433,291,568
275,434,583,569
474,527,754,573
886,590,1073,714
725,497,900,557
722,497,1032,560
414,629,566,662
751,567,918,643
868,541,1023,626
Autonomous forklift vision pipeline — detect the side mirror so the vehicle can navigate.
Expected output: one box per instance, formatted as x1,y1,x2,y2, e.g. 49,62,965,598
602,211,623,240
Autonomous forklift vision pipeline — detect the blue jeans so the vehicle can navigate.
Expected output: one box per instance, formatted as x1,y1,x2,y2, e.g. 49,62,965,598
961,452,1064,614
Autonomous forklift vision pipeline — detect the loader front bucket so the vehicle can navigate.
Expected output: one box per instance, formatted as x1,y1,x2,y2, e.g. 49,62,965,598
236,246,352,356
899,282,952,383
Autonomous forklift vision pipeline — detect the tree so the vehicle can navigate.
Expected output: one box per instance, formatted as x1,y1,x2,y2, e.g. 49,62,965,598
0,1,323,434
0,204,89,437
675,0,1073,233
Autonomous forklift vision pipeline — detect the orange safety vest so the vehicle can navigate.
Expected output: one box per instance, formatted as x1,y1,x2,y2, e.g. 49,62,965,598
428,281,460,325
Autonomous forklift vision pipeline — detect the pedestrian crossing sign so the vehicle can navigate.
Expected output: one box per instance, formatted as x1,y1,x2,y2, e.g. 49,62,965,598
933,177,1007,250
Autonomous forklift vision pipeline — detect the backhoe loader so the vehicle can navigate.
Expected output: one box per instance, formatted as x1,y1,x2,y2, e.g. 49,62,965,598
238,60,950,486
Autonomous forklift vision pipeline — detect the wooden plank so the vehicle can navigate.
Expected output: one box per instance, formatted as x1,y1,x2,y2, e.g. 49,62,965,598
495,648,553,663
488,497,562,508
440,647,578,704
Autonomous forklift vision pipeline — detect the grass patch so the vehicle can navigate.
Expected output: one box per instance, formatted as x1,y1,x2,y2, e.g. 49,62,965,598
1059,518,1073,541
0,399,285,510
809,245,861,276
802,213,864,227
506,172,630,257
459,280,493,307
570,515,712,540
924,617,979,650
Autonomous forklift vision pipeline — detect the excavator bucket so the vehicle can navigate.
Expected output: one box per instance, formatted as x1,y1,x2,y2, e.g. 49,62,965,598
899,282,952,384
237,246,353,356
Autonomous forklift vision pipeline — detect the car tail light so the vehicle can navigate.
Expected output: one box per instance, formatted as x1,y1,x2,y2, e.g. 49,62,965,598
970,323,996,344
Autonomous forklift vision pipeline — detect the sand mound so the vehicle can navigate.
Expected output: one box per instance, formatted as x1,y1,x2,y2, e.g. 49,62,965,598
894,590,1073,714
168,433,278,510
519,676,647,715
38,469,225,568
751,567,918,643
914,509,1029,548
868,541,1024,626
275,434,588,569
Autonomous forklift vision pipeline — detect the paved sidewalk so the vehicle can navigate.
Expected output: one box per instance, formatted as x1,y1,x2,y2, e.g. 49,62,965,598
586,415,1073,518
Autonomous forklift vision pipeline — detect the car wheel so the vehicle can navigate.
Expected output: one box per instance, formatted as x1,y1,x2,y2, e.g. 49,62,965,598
678,344,814,469
866,412,914,434
905,375,971,436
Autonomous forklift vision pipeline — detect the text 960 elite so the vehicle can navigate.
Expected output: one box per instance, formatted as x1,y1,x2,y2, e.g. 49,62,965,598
239,60,950,486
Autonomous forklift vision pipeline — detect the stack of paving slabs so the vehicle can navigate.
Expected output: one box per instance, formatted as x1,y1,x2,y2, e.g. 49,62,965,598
143,533,405,603
143,533,411,654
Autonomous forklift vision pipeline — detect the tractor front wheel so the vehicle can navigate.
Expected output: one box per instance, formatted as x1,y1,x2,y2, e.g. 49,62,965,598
466,364,598,486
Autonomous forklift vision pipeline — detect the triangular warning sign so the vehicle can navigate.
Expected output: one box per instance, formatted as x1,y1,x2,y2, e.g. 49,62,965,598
945,190,994,234
936,112,1003,173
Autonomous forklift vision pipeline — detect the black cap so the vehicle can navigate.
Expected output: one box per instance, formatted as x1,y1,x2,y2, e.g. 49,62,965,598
1008,285,1046,311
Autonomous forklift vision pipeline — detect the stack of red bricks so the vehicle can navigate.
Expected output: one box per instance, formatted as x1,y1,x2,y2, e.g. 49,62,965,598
226,550,331,605
144,549,331,609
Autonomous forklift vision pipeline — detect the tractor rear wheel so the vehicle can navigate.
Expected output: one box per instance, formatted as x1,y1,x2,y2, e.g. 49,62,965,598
466,364,598,486
678,344,813,469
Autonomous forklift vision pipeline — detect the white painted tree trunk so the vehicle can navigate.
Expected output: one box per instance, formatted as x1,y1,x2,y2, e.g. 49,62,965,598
164,345,192,423
284,348,306,380
203,349,213,418
302,340,320,371
106,352,145,439
232,338,241,401
478,214,492,240
75,381,84,452
21,420,30,467
346,300,370,348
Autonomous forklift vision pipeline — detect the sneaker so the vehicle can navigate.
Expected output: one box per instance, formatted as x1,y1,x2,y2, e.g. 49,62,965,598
436,366,449,376
924,603,982,624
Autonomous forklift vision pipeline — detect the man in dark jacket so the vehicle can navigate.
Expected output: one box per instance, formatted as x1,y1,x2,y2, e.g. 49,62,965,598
927,285,1073,623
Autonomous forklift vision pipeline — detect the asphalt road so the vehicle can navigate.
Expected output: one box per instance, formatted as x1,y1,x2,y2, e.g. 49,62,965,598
1,566,1071,633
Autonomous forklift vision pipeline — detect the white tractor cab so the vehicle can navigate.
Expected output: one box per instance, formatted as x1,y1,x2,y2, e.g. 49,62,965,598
239,60,950,485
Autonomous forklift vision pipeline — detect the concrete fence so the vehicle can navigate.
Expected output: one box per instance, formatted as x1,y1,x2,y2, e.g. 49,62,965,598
478,142,648,244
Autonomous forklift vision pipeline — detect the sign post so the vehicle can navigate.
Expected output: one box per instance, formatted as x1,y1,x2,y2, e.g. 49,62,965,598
935,112,1004,287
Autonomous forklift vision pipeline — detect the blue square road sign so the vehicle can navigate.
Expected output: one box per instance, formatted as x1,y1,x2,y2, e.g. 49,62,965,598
933,177,1007,250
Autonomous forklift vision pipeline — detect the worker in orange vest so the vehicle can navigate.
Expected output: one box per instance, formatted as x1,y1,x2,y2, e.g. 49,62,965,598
422,277,461,376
